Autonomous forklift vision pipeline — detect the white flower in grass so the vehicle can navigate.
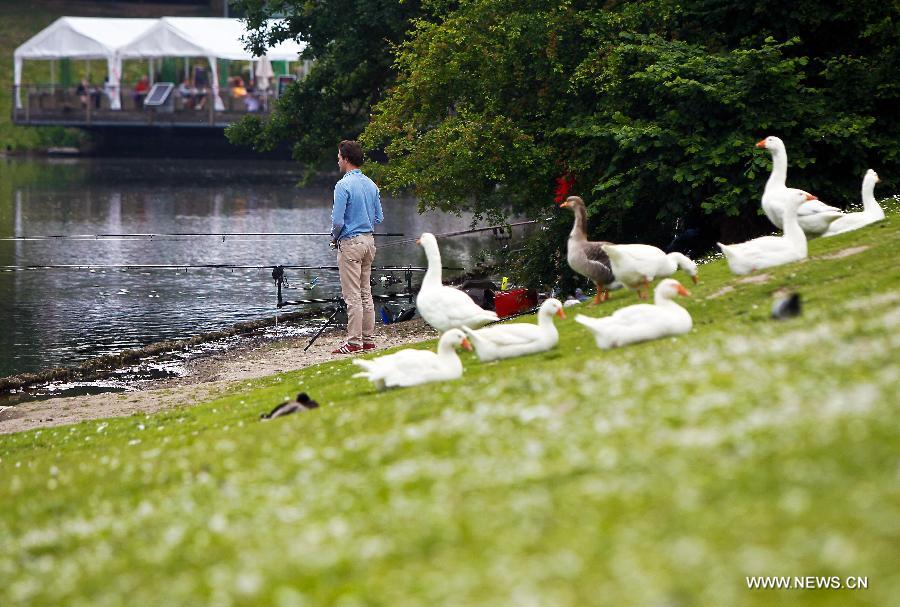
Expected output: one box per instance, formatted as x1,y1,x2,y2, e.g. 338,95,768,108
208,512,228,533
235,571,262,596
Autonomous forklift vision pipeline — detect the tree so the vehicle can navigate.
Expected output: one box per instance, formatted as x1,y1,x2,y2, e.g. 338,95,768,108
362,0,900,290
227,0,422,173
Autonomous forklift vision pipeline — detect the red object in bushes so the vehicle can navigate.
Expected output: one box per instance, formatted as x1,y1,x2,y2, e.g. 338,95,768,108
493,288,538,318
554,173,575,203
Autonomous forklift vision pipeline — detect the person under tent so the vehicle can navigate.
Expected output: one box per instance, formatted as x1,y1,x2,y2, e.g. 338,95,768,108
133,75,149,109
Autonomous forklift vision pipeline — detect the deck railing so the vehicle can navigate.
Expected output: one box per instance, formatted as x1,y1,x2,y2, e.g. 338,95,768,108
11,85,275,127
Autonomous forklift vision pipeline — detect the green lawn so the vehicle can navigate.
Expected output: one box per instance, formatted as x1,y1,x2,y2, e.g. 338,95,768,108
2,204,899,606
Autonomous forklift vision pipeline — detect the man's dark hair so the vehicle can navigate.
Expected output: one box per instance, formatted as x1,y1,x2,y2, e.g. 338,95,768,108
339,140,365,167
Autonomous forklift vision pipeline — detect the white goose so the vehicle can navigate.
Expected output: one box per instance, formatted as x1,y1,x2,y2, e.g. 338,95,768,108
416,232,499,332
756,136,844,235
352,329,472,390
462,298,564,362
601,243,698,299
718,190,819,275
575,279,692,349
823,169,884,237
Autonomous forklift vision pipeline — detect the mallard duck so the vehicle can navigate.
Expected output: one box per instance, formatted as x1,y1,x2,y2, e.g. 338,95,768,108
416,232,499,332
352,329,472,390
462,298,564,362
261,393,320,420
559,196,616,303
823,169,884,237
756,136,844,235
771,292,802,320
601,243,698,299
717,190,823,275
575,279,692,349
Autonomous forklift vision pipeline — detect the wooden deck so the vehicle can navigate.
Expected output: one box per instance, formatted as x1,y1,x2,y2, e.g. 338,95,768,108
11,86,273,129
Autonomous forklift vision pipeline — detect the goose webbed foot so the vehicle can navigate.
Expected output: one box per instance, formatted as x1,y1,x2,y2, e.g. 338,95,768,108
590,285,609,305
637,279,652,300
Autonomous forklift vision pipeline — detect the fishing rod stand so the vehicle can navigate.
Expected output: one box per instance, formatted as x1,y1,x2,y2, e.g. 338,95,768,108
272,265,287,306
271,264,347,351
304,298,347,352
271,265,428,349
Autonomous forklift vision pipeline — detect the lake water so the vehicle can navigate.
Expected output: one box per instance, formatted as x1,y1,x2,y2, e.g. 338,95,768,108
0,157,491,380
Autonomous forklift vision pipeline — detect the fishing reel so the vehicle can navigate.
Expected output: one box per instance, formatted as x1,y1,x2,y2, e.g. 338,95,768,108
272,265,288,306
272,265,287,286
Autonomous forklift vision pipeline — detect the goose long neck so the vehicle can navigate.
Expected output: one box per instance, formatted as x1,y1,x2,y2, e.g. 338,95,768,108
436,340,463,370
422,241,443,286
782,204,807,256
569,204,588,241
537,310,559,333
862,176,883,218
666,252,689,272
437,337,457,357
766,146,788,190
653,292,681,309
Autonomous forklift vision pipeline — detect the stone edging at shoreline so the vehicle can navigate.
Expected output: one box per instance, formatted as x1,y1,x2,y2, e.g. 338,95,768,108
0,308,328,393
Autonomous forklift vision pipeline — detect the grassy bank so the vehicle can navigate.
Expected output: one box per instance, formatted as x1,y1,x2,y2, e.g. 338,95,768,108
2,203,899,606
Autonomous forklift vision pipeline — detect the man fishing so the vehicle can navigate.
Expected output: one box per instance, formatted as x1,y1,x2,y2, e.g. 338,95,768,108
330,140,384,355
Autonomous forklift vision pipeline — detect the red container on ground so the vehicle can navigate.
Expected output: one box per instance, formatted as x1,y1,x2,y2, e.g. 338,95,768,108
493,288,538,318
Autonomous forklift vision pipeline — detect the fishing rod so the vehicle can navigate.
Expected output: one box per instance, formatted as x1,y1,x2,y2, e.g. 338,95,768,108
377,219,541,247
277,292,418,308
0,264,462,272
0,232,405,242
2,221,541,245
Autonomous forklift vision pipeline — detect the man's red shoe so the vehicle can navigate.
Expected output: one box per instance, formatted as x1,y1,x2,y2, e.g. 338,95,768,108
332,343,363,354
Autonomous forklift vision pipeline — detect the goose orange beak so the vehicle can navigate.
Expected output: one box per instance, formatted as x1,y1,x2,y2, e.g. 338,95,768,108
804,193,818,201
558,200,569,208
755,139,766,148
692,274,699,284
415,238,421,245
461,338,473,352
676,284,691,297
556,308,566,319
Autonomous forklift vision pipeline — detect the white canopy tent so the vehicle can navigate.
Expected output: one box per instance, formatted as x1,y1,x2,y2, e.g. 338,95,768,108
14,17,305,111
14,17,156,109
119,18,305,111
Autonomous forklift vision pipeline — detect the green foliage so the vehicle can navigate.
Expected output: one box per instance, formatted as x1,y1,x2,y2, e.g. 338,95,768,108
227,0,423,174
363,0,900,287
565,36,815,224
2,210,900,605
0,3,89,151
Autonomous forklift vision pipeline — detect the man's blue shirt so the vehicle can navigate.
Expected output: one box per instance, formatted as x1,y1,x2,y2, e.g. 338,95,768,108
332,169,383,241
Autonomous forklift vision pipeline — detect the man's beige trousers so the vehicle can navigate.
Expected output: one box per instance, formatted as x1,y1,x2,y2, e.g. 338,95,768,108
336,233,376,345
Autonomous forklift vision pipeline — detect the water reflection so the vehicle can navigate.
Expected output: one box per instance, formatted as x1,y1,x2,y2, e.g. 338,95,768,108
0,157,494,378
